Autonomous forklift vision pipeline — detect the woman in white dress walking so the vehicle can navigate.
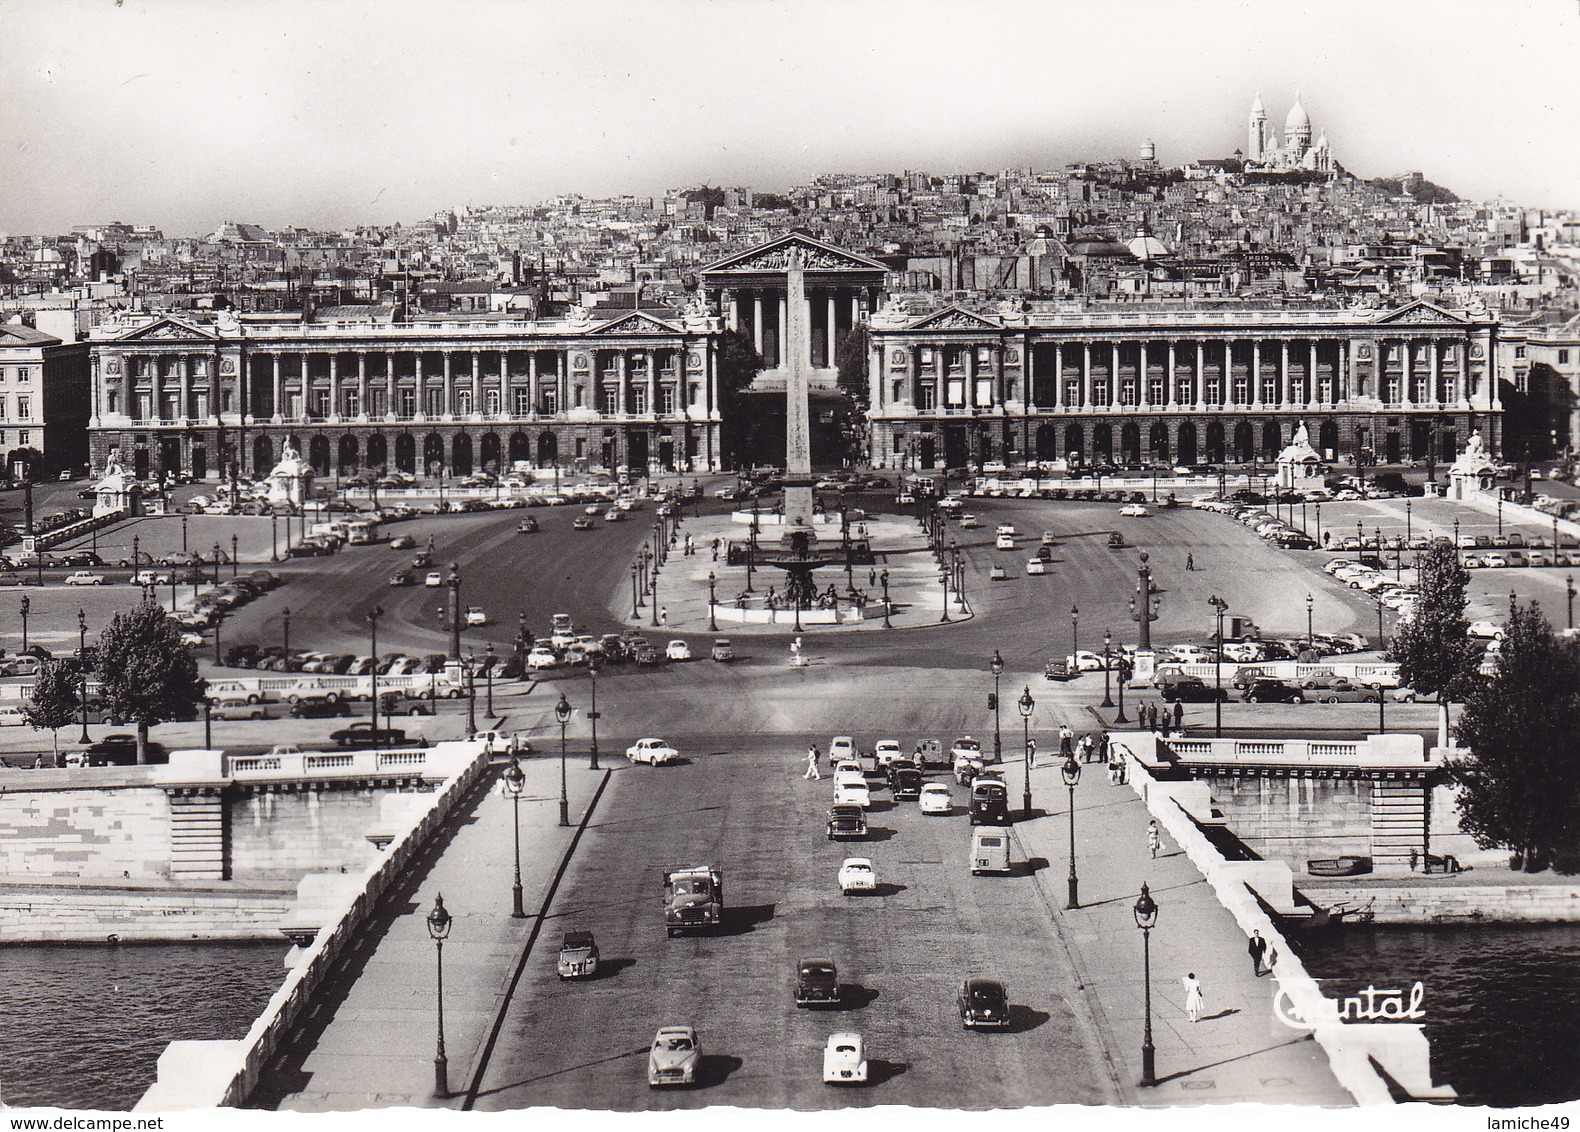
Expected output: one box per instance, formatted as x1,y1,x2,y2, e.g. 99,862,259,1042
1181,972,1204,1022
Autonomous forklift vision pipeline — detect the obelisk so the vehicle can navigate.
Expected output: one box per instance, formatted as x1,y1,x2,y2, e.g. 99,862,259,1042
782,249,816,528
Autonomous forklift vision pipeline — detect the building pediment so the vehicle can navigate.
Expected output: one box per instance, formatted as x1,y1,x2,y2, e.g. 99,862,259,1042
700,233,888,276
1371,300,1468,326
588,311,682,336
113,316,219,343
905,305,1004,332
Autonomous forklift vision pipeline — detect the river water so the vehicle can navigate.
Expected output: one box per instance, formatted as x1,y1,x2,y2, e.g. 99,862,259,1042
2,927,1576,1110
1294,923,1580,1108
0,941,284,1111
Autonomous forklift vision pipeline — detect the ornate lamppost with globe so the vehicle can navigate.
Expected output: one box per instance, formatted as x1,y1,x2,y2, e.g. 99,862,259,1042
1135,883,1159,1087
503,757,526,918
426,894,453,1098
880,570,892,628
1101,631,1115,708
1018,686,1034,819
556,693,572,827
1062,753,1081,908
586,656,601,770
1209,595,1229,737
989,651,1004,763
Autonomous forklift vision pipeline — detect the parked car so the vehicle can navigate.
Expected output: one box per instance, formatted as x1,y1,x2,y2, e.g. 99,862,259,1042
330,722,408,747
64,572,106,585
210,699,271,721
665,640,691,662
838,857,877,894
1242,678,1306,704
289,700,353,719
84,734,166,766
1301,678,1381,703
956,977,1011,1029
626,738,681,765
1158,677,1227,703
647,1026,700,1088
710,638,734,662
1118,504,1151,517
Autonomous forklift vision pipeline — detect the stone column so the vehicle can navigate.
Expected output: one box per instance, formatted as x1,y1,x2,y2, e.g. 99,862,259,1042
1280,340,1291,408
617,351,629,415
414,352,426,418
827,291,838,368
870,341,885,408
1138,342,1149,407
907,345,919,405
271,353,282,420
1052,343,1063,408
646,348,658,418
178,356,191,422
1429,339,1440,404
471,351,482,417
850,291,860,331
778,294,788,368
1308,341,1318,407
386,352,397,418
441,351,454,417
752,293,764,356
724,289,738,330
357,351,368,418
1401,339,1414,407
1081,342,1092,408
1166,341,1178,409
327,352,339,419
526,351,539,415
1251,341,1262,408
1196,342,1206,408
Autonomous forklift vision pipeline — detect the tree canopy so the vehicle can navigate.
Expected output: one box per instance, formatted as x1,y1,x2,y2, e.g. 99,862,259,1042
714,329,766,470
22,659,83,758
1450,599,1580,873
92,602,204,764
1387,538,1482,745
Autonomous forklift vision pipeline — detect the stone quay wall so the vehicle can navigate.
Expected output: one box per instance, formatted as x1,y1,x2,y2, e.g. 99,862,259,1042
0,880,294,942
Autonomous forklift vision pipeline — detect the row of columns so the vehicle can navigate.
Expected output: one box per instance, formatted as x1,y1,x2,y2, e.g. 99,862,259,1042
105,345,714,425
719,286,873,365
875,336,1472,413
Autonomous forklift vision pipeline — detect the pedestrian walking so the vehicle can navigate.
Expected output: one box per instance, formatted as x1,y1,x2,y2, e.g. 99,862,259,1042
1181,973,1205,1022
868,568,877,586
1248,930,1269,977
803,745,821,780
659,606,668,627
1186,552,1195,572
1172,700,1184,732
1147,819,1162,859
1059,724,1075,758
1097,730,1110,764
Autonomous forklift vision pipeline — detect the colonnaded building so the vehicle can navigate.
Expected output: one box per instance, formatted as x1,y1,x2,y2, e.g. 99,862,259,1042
85,233,1505,479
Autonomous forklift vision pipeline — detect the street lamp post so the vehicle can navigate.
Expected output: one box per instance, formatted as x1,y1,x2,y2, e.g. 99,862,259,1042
426,895,452,1099
631,563,641,617
1315,502,1322,547
1306,592,1315,650
19,596,29,654
182,514,189,553
368,606,383,746
651,570,660,629
504,757,526,918
586,656,601,770
1209,595,1228,737
1070,604,1078,663
1405,500,1413,543
77,610,90,744
556,693,572,827
271,511,279,562
1454,517,1460,548
881,570,892,628
1567,575,1576,630
446,565,462,660
1130,552,1159,652
1018,686,1034,819
989,651,1004,763
484,643,495,719
939,573,951,623
1062,754,1081,909
1115,650,1130,724
464,650,477,735
1101,631,1114,708
282,606,291,659
708,571,718,632
231,533,239,578
1134,884,1159,1087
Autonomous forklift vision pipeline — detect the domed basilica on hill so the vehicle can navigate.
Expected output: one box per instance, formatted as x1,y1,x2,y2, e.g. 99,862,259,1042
1243,92,1333,174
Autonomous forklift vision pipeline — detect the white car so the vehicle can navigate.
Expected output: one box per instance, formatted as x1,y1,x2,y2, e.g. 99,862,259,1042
823,1032,869,1085
834,767,867,791
995,534,1016,551
626,738,681,766
995,524,1017,537
64,572,105,585
918,783,953,814
1119,504,1152,517
834,780,871,809
424,571,444,587
958,514,981,529
665,640,691,662
828,736,856,764
465,606,487,626
525,647,559,670
896,492,916,505
873,740,903,766
1026,558,1048,575
1467,620,1504,640
838,857,877,894
647,1025,700,1087
832,759,865,780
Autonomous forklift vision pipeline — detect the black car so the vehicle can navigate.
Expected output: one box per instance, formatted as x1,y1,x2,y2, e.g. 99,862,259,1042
517,517,539,533
1242,678,1306,704
330,722,408,748
827,804,867,840
892,766,923,800
83,734,167,766
61,552,103,567
289,699,353,719
794,958,841,1007
885,758,920,791
388,570,414,587
956,977,1011,1029
380,692,436,717
1159,678,1228,703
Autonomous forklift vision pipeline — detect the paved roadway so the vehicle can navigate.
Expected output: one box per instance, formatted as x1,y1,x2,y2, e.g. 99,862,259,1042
470,739,1115,1111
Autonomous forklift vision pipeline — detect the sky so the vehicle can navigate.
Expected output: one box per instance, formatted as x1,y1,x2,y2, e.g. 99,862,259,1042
2,0,1577,238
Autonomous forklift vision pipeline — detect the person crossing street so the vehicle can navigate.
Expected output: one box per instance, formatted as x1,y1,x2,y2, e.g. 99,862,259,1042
803,745,822,780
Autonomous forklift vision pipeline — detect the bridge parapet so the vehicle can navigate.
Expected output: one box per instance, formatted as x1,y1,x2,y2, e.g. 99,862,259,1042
148,742,478,788
1146,732,1438,776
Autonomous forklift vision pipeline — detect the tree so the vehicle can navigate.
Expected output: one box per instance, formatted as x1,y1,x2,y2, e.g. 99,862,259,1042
22,659,83,762
1450,599,1580,873
714,329,765,470
1386,539,1482,747
834,325,870,404
93,603,204,764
